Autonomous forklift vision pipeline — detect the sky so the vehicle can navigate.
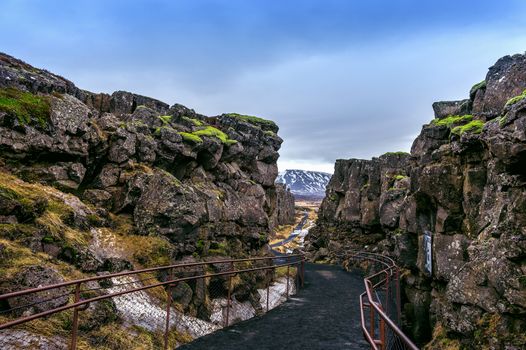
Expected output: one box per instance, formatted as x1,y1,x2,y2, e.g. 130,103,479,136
1,0,526,173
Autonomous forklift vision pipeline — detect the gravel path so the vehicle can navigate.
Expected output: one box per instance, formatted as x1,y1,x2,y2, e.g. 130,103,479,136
179,263,369,350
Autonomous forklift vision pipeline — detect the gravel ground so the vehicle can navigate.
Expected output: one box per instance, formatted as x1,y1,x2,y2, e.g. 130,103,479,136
179,263,369,350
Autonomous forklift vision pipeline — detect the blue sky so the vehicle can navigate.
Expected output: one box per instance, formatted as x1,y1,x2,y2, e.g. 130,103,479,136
2,0,526,172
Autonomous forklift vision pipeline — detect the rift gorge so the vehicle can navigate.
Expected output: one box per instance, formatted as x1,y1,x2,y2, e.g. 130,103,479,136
0,51,525,350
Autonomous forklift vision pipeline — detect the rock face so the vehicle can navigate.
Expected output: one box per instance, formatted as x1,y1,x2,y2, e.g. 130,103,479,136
0,52,297,344
308,53,526,349
0,52,286,260
269,183,295,228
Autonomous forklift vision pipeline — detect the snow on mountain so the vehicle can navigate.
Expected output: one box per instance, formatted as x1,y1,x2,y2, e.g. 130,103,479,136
276,169,332,199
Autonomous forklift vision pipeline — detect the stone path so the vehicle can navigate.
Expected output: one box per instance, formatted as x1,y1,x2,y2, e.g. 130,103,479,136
179,263,369,350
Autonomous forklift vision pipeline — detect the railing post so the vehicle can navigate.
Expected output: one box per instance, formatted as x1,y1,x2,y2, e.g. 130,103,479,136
301,258,305,287
164,268,174,350
70,282,81,350
370,304,375,342
395,267,401,324
379,316,386,350
286,263,290,299
225,262,233,327
266,257,271,312
384,270,390,317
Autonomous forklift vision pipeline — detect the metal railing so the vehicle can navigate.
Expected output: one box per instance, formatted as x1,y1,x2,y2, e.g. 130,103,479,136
342,251,419,350
0,254,305,349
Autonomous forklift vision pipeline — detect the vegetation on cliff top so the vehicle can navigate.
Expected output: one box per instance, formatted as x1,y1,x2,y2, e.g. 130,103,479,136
470,80,486,97
431,114,473,128
192,126,238,145
0,88,50,128
451,120,485,135
227,113,277,129
505,89,526,106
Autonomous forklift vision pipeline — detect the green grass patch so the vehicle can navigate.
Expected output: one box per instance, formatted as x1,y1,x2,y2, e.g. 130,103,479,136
182,116,203,126
505,89,526,107
192,126,238,145
392,174,408,181
470,80,486,97
227,113,277,129
431,114,473,128
383,151,409,156
158,115,172,124
179,132,203,143
451,120,485,135
0,88,50,127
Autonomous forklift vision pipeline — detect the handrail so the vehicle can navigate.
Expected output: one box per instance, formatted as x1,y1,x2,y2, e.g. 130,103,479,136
0,253,306,349
342,251,419,350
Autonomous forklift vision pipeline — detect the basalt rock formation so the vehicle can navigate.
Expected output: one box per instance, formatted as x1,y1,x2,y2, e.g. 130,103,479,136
0,53,294,345
307,53,526,349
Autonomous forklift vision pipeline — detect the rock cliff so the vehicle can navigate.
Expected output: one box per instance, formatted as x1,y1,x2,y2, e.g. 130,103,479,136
307,53,526,349
0,52,295,345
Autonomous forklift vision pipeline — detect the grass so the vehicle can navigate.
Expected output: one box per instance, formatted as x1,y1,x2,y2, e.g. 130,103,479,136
470,80,486,97
227,113,277,129
192,126,238,145
383,151,409,156
179,131,203,143
182,116,203,126
451,120,485,135
431,114,473,128
158,115,172,124
392,174,408,181
505,89,526,107
0,88,50,127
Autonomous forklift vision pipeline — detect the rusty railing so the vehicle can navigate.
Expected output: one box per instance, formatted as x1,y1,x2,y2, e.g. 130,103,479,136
0,254,305,349
343,251,419,350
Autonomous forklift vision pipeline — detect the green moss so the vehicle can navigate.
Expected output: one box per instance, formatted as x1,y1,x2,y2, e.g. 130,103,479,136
264,130,276,137
227,113,277,129
470,80,486,97
154,125,175,136
451,120,485,135
192,126,238,145
431,114,473,128
0,88,51,128
179,132,203,143
497,115,507,128
393,174,408,181
505,89,526,107
182,116,203,126
383,151,409,156
158,115,172,124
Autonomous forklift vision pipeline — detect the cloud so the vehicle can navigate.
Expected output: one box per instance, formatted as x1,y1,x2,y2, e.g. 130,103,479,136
1,1,526,173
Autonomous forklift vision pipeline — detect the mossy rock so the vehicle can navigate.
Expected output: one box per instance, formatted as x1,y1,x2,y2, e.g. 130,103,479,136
0,88,51,128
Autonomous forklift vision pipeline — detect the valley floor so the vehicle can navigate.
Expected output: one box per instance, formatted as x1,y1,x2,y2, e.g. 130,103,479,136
178,263,368,350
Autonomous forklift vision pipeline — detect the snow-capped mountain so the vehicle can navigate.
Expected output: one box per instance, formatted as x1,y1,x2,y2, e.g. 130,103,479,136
276,169,332,199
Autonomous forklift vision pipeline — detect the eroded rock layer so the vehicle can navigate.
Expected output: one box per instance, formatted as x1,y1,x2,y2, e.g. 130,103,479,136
307,53,526,349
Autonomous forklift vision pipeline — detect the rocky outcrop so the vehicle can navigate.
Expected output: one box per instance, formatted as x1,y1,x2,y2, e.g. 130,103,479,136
0,52,295,345
308,53,526,349
269,183,295,228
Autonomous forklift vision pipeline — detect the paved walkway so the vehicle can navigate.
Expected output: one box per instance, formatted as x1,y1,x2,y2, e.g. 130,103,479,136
179,263,369,350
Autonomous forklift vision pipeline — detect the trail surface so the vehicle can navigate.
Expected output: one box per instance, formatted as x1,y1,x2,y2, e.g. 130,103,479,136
179,263,368,350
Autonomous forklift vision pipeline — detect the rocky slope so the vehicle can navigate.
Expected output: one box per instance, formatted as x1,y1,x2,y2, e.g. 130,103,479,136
307,53,526,349
276,169,332,199
0,53,294,347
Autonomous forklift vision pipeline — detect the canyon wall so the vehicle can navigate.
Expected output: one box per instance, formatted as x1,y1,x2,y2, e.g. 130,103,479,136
0,53,294,345
307,53,526,349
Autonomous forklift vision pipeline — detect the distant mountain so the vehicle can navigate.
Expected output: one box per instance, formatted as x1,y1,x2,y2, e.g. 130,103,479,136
276,169,332,199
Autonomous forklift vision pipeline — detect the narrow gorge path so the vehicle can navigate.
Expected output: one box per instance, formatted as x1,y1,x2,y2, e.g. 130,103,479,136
179,263,368,350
